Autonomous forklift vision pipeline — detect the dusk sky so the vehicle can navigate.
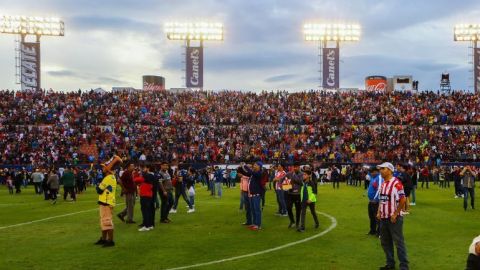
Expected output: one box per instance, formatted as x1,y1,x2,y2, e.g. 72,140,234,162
1,0,480,91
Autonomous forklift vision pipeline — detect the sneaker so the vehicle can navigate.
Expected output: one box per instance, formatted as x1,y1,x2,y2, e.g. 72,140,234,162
401,211,410,215
248,225,259,231
169,209,177,214
409,202,416,206
94,238,106,245
51,199,57,205
297,228,305,233
117,214,125,222
147,226,154,231
315,223,320,229
242,222,252,226
138,226,150,232
454,195,459,199
102,241,115,247
187,208,195,213
281,214,288,217
288,222,295,229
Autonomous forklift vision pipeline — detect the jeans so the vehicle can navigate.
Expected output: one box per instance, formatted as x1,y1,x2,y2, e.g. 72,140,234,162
242,192,251,224
286,193,301,225
275,189,287,214
411,185,416,204
368,202,379,234
34,182,42,194
299,201,319,229
250,195,262,227
210,181,215,195
50,188,58,200
140,196,154,227
118,193,135,222
464,187,475,210
215,182,222,197
380,217,409,270
160,191,174,221
332,179,339,189
173,189,192,209
421,176,429,189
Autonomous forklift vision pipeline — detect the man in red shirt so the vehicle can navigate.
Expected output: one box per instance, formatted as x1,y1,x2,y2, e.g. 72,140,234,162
118,162,136,224
376,162,409,270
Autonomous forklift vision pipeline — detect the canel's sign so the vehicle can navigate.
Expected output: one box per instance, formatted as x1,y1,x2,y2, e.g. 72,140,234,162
186,46,203,88
322,47,339,89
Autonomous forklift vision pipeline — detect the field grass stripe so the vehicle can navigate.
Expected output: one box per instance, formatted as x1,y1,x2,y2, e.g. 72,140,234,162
164,211,337,270
0,203,124,230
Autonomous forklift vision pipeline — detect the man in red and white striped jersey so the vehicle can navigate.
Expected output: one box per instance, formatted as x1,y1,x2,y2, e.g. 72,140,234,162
376,162,409,270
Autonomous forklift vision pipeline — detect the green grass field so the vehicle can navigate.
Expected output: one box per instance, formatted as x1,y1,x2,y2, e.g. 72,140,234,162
0,182,478,270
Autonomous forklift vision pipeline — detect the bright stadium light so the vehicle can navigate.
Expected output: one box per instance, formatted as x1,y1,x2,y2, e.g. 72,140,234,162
164,22,223,41
303,23,361,42
0,15,65,36
454,24,480,41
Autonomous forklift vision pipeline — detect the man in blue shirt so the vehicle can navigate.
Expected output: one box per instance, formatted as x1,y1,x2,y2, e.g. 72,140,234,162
214,166,224,198
367,167,382,236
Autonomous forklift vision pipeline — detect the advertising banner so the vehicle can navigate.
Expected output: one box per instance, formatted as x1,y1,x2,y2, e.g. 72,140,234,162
186,46,203,88
365,76,387,91
21,42,40,91
475,48,480,93
322,47,339,89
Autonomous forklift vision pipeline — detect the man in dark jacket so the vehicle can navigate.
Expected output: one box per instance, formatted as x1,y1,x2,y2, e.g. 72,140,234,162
118,162,136,223
62,167,76,201
241,161,264,231
284,164,304,229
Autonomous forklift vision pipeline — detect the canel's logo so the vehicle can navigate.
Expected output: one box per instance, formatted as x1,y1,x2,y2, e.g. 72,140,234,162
326,49,336,87
189,49,200,86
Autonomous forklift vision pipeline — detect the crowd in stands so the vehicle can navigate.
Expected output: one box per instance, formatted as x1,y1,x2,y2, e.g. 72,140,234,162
0,89,478,166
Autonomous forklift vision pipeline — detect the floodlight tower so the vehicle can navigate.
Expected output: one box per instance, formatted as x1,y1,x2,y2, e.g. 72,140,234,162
454,24,480,94
0,15,65,91
164,22,223,90
303,23,361,90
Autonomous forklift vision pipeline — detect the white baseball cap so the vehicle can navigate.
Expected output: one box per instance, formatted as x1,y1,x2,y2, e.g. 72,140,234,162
377,162,394,172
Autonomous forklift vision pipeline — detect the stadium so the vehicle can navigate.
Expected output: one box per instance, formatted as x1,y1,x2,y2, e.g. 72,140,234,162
0,1,479,270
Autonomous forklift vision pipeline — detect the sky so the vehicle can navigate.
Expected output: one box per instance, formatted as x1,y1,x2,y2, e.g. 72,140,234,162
1,0,480,92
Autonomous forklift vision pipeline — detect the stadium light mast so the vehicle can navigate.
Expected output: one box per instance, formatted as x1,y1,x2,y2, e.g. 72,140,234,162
165,21,223,90
454,24,480,94
0,15,65,91
303,23,361,90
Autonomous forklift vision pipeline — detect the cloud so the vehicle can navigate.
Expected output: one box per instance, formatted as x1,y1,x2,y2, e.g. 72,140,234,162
264,74,298,82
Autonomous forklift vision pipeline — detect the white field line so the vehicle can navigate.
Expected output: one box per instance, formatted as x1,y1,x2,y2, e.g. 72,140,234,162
0,203,124,230
164,211,337,270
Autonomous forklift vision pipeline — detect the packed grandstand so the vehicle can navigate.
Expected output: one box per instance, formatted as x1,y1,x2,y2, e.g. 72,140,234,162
0,89,478,167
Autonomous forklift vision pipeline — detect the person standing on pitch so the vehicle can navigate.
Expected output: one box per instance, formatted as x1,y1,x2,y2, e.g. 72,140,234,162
461,166,477,211
94,155,122,247
240,162,264,231
297,166,319,232
117,162,136,224
367,167,381,236
376,162,409,270
285,164,303,229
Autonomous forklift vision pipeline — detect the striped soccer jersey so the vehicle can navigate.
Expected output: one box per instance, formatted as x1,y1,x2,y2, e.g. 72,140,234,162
379,177,405,219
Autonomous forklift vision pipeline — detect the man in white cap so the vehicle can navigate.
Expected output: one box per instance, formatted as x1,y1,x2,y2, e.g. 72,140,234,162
376,162,409,270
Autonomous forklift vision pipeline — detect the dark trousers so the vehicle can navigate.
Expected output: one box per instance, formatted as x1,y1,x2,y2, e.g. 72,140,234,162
140,196,154,227
380,217,409,270
243,192,252,224
250,195,262,227
173,188,192,209
286,193,301,225
160,191,174,221
332,180,339,189
63,186,76,200
455,181,463,196
466,253,480,270
34,182,42,194
421,176,429,189
118,193,135,222
299,201,319,229
464,187,475,210
368,202,379,234
50,188,58,200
